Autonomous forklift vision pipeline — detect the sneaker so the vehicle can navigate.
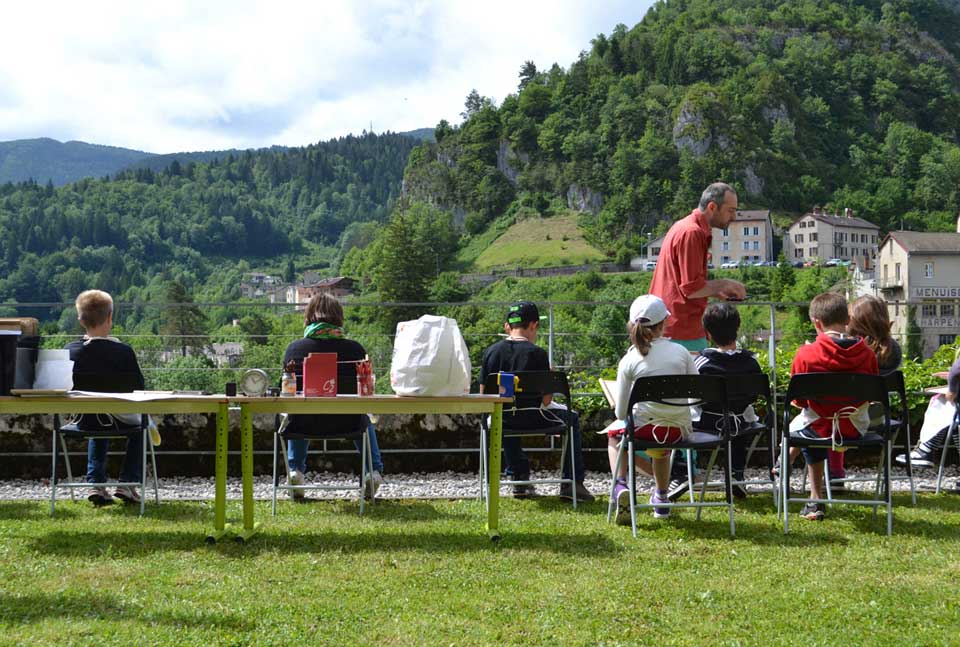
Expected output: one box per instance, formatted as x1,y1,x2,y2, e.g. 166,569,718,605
512,483,536,498
365,470,384,500
800,502,825,521
895,447,935,468
287,470,305,500
667,472,707,501
113,486,142,505
87,487,114,506
559,481,596,503
613,482,631,525
650,489,670,519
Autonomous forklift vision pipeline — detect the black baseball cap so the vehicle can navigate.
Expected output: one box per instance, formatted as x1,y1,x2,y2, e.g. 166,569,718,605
506,301,546,326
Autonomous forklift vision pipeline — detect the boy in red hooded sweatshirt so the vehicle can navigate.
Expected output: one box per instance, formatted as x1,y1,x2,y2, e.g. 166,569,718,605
789,292,879,520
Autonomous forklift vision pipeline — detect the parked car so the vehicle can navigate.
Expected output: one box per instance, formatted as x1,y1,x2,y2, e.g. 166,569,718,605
791,261,804,268
643,261,657,271
803,260,819,268
824,258,842,267
706,262,714,269
720,261,739,269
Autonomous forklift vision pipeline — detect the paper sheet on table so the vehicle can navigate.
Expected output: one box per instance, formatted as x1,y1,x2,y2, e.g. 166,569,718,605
67,390,191,401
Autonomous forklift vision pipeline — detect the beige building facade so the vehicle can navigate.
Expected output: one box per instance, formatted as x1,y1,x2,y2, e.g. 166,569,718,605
877,231,960,357
784,207,880,269
712,209,774,266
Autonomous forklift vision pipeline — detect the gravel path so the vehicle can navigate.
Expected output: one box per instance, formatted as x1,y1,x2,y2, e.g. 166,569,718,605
2,466,957,501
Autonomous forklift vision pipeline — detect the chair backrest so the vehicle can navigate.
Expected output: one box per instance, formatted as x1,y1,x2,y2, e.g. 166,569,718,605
882,370,909,423
72,371,142,393
482,370,571,408
783,372,890,431
627,374,728,434
724,372,774,427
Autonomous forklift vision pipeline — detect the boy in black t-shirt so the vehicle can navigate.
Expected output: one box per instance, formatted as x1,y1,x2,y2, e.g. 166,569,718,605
691,302,764,499
479,301,593,501
66,290,146,507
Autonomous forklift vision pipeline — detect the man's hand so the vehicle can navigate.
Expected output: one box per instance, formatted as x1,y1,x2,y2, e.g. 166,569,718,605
715,279,746,300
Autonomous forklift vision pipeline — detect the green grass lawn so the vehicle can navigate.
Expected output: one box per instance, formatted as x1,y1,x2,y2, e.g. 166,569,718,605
472,213,607,270
2,494,959,646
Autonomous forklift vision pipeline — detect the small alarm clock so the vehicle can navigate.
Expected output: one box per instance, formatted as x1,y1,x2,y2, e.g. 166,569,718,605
239,368,270,396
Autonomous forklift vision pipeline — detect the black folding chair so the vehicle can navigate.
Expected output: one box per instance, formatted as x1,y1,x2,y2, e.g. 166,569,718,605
694,373,777,511
781,373,894,534
51,372,158,516
479,371,578,507
606,374,735,538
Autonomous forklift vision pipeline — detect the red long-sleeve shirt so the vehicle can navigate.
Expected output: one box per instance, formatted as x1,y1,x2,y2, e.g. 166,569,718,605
649,209,712,341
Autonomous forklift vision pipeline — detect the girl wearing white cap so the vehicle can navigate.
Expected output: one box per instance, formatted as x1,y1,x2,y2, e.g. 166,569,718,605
609,294,697,521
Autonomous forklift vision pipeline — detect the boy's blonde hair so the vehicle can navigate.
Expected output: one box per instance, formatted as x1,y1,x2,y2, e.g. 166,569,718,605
808,292,848,327
75,290,113,329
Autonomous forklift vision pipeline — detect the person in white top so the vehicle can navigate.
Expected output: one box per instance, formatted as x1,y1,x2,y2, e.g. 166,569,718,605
610,294,698,521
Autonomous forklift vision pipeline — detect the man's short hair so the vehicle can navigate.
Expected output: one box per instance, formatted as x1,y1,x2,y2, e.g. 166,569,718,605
698,182,736,212
702,302,740,346
809,292,849,327
75,290,113,329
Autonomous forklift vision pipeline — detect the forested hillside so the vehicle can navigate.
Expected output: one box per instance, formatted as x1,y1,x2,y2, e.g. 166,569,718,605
0,138,153,186
0,132,418,325
403,0,960,260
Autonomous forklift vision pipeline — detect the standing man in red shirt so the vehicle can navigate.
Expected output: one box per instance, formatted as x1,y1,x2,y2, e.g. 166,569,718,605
650,182,746,352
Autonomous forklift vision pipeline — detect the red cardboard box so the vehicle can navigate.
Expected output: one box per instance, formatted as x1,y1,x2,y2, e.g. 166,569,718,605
303,352,337,397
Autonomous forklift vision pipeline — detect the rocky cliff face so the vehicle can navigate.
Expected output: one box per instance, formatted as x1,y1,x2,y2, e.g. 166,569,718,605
566,184,604,214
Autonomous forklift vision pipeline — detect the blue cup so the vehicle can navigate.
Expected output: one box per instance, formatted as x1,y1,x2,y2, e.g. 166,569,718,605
497,372,517,397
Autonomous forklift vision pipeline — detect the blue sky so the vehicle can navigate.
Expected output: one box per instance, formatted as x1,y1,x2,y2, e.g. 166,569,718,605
0,1,654,153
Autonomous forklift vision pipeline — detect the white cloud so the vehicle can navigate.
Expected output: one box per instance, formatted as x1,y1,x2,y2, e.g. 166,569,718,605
0,0,653,152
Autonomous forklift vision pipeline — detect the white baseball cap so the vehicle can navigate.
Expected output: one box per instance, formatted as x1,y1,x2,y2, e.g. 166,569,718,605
629,294,670,326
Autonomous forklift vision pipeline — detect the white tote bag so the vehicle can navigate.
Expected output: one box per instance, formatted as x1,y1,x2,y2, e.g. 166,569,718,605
390,315,471,396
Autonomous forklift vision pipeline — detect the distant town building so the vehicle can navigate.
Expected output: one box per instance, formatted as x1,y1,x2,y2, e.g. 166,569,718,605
239,272,283,298
279,277,356,309
877,230,960,357
712,209,774,266
783,206,880,269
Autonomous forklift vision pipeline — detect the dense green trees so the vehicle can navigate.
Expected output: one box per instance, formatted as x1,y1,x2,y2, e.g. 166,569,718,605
403,0,960,256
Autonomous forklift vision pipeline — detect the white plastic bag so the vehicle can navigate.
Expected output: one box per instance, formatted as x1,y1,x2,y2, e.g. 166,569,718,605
390,315,471,396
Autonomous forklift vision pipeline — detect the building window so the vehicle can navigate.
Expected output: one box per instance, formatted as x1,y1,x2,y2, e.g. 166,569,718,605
809,247,817,256
940,335,957,347
862,234,868,243
922,304,937,317
753,226,759,236
753,241,760,250
721,241,729,251
799,221,806,228
872,235,877,244
651,247,661,256
883,264,888,281
925,262,934,278
721,256,730,264
941,304,955,317
722,228,728,237
895,263,901,281
741,226,748,236
795,249,803,258
809,233,817,242
841,247,847,256
794,233,804,243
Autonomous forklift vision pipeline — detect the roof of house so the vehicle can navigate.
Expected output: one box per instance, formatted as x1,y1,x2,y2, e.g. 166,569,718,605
883,231,960,254
795,212,880,230
735,209,771,222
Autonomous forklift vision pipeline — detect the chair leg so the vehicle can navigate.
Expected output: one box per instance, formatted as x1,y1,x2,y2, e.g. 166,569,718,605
686,449,695,503
606,439,626,523
696,450,718,522
935,420,954,495
366,430,375,506
149,437,160,505
768,428,779,511
726,442,735,538
782,435,790,534
885,438,893,535
358,430,368,516
272,433,279,516
903,424,917,506
59,433,76,503
627,437,637,538
563,431,576,509
50,426,58,516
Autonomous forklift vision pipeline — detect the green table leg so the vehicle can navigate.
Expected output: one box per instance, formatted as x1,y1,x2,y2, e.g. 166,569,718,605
487,403,502,541
207,403,229,543
238,405,259,541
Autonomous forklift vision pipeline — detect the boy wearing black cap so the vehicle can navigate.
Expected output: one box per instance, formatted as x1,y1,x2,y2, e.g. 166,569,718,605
479,301,594,501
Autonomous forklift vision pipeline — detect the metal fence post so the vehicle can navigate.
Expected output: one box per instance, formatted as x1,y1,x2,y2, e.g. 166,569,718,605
547,303,554,367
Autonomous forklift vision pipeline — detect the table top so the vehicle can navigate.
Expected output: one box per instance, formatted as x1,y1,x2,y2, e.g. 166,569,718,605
232,393,512,415
0,392,228,414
